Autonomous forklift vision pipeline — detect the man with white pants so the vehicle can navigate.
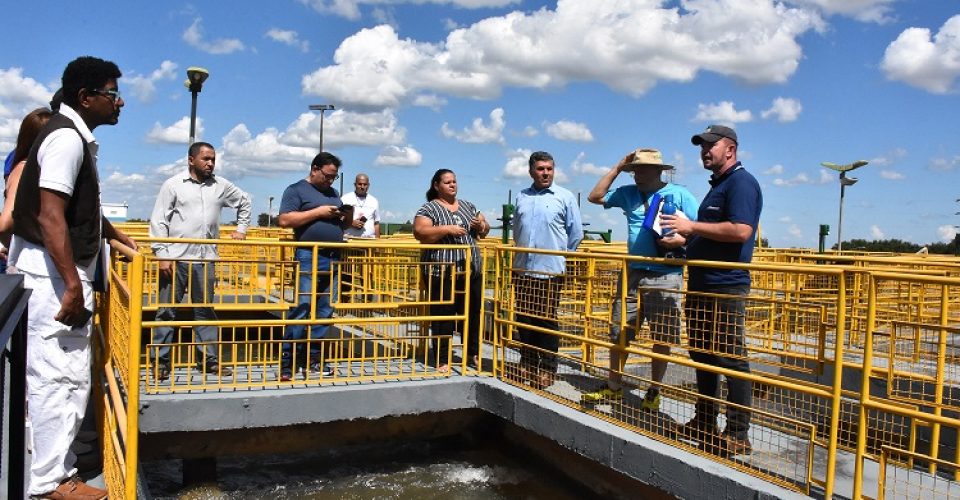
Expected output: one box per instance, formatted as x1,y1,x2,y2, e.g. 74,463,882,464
9,56,136,499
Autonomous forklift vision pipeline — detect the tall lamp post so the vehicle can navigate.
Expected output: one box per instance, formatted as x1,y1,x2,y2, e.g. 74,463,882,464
308,104,335,152
185,67,210,145
821,160,869,252
268,196,274,228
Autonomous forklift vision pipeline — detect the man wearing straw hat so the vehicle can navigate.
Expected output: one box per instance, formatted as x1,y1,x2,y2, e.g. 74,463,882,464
583,148,698,413
662,124,762,457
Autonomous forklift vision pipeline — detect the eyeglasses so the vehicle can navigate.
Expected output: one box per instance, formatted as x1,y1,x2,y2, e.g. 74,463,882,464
91,88,122,103
317,170,339,180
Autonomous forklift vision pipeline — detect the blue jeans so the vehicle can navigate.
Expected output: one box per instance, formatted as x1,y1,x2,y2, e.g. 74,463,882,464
281,248,339,374
152,261,219,366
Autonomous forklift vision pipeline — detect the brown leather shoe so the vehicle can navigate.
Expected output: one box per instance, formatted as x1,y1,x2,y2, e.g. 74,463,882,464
38,476,107,500
533,369,556,390
716,433,753,457
672,419,719,443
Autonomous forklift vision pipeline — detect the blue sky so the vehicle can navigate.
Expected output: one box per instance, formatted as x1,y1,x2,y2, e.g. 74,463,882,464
2,0,959,247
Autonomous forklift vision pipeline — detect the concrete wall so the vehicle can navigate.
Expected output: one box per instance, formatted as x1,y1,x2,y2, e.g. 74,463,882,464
139,378,807,499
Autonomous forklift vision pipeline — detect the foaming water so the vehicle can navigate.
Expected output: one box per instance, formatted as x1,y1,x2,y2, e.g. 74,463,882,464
143,439,599,499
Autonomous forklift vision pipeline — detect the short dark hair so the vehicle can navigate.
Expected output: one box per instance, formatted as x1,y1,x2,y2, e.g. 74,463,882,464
311,152,342,171
49,88,63,112
61,56,122,107
529,151,554,169
188,141,215,158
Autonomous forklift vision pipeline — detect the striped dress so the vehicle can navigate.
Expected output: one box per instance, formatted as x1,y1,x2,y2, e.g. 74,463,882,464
415,199,482,275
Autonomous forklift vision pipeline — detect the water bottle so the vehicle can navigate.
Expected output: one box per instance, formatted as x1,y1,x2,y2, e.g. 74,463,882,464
660,194,676,237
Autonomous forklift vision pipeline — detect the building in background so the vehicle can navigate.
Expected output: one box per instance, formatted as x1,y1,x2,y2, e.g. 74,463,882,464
103,202,129,223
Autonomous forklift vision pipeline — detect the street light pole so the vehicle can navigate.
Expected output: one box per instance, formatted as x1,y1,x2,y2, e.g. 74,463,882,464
821,160,869,253
268,196,274,228
185,67,210,145
837,172,852,252
308,104,335,152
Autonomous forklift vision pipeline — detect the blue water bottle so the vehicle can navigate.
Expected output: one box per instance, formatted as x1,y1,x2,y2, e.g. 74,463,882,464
660,194,676,237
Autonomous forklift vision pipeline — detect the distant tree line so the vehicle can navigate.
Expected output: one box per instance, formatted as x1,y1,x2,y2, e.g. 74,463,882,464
257,213,280,227
832,238,959,255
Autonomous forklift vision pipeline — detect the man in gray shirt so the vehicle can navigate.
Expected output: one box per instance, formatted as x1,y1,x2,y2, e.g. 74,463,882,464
149,141,251,380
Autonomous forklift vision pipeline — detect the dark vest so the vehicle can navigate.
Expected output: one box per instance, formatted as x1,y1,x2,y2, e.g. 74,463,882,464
12,113,103,265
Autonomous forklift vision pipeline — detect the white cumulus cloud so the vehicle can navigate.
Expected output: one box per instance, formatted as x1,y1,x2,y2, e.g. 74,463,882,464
299,0,521,21
183,18,245,55
208,109,409,177
763,164,785,175
937,224,958,243
544,120,593,142
773,173,811,186
441,108,505,144
411,94,447,110
870,224,885,239
879,169,904,180
282,109,407,148
374,145,422,166
266,28,310,52
219,124,315,176
761,97,802,122
503,148,531,179
146,117,199,144
693,101,753,124
126,60,178,102
789,0,897,24
518,126,538,138
929,155,959,172
0,67,54,148
302,2,823,109
870,147,906,166
881,15,960,93
570,152,608,176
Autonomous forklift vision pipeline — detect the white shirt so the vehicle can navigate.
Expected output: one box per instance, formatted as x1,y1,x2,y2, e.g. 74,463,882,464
341,191,380,238
9,104,100,281
149,171,251,260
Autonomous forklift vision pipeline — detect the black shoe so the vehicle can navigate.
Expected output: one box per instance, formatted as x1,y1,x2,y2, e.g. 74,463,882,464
156,363,170,382
309,363,334,376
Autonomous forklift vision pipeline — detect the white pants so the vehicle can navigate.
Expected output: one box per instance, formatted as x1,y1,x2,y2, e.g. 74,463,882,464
20,270,93,495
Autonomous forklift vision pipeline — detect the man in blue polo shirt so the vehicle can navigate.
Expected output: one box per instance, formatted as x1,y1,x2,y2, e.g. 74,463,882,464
277,152,353,381
662,124,763,457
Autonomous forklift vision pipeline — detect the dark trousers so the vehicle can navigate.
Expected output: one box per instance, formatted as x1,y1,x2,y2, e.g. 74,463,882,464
152,261,219,366
425,267,482,360
514,273,564,372
685,284,752,438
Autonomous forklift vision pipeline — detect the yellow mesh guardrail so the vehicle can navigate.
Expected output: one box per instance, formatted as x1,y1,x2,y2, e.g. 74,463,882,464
95,231,960,499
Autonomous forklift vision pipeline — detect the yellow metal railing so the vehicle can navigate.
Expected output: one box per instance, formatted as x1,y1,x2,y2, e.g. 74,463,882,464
492,245,849,495
95,240,143,500
95,232,960,498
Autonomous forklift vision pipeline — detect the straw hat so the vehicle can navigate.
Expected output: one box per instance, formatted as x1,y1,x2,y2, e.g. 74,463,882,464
624,148,674,171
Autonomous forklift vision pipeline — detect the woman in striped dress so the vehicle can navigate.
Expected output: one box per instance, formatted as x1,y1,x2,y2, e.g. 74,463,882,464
413,169,489,372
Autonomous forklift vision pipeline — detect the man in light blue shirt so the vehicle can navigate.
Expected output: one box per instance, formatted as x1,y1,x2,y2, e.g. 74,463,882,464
511,151,583,388
583,148,699,411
